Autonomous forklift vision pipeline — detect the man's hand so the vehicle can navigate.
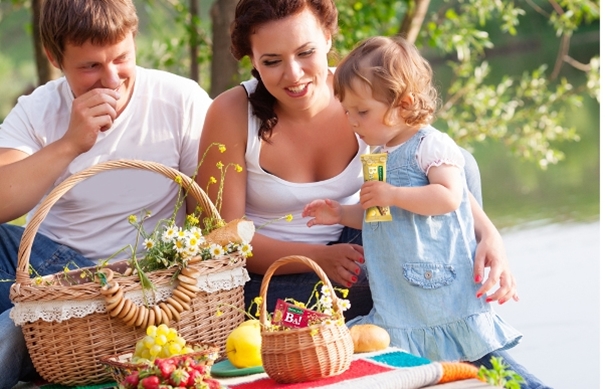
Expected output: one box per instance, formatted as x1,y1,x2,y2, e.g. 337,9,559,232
64,88,120,154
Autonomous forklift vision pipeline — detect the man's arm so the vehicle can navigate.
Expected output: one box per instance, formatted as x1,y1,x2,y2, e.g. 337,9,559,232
0,144,81,223
0,88,119,223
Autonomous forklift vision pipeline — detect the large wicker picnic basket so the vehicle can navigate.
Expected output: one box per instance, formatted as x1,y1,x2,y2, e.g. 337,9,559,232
259,255,354,383
9,160,247,386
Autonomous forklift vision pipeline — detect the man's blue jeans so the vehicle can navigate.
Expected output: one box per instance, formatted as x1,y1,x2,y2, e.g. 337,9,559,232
0,223,95,387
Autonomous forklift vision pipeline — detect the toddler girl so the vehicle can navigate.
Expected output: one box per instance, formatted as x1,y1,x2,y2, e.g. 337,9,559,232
302,36,551,389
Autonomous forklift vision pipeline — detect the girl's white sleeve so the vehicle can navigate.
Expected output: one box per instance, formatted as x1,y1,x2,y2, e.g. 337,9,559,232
416,131,465,175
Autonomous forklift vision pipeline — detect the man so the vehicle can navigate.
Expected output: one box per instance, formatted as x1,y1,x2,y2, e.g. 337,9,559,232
0,0,211,385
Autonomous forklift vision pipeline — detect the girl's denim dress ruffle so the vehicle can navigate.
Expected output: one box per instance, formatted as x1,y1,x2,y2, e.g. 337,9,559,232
347,126,522,362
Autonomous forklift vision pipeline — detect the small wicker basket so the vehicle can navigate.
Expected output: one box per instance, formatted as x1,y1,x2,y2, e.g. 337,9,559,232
9,160,246,386
259,255,354,383
100,343,219,384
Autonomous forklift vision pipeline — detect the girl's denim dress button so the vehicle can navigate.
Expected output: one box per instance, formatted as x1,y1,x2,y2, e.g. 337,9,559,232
403,262,456,289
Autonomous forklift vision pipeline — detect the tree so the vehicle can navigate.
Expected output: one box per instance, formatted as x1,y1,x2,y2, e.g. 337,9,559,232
209,0,239,97
9,0,600,167
32,0,60,84
7,0,60,85
334,0,599,167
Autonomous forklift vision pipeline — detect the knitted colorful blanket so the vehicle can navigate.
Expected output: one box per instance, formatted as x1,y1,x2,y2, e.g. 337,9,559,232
25,348,480,389
216,348,480,389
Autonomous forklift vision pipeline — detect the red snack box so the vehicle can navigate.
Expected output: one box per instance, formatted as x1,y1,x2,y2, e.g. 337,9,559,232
271,299,329,329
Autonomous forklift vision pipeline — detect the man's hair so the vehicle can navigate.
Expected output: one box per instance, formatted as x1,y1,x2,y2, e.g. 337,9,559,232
334,36,439,128
41,0,139,67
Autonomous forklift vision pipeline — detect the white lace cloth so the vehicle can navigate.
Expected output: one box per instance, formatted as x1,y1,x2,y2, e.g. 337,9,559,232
10,267,250,325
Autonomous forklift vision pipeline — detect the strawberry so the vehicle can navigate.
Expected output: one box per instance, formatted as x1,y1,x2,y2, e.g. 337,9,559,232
189,361,207,376
169,367,190,387
177,355,194,369
139,375,161,389
155,358,176,379
186,369,203,387
120,370,140,389
204,377,222,389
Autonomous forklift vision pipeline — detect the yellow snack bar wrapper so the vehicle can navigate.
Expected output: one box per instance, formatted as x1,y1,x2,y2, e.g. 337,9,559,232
361,153,392,222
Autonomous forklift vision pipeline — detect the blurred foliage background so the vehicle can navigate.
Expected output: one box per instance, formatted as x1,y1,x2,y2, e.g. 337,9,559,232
0,0,599,229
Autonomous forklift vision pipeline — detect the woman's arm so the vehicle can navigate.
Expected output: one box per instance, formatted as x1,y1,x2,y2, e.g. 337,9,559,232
469,194,519,304
195,87,363,288
247,232,363,288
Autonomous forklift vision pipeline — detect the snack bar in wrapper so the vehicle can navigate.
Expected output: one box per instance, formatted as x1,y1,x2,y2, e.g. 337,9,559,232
271,299,329,329
361,153,392,222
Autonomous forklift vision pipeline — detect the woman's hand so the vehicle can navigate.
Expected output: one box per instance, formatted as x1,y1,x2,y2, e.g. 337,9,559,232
469,193,519,305
474,232,519,304
313,243,365,288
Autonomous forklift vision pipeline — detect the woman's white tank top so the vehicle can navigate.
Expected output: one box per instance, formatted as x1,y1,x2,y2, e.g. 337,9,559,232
242,78,367,244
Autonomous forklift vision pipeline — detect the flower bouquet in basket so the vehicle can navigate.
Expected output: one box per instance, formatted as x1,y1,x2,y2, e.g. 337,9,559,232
7,144,253,386
239,255,355,384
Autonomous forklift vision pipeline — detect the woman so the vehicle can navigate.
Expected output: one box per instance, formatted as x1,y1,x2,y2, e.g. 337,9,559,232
196,0,517,320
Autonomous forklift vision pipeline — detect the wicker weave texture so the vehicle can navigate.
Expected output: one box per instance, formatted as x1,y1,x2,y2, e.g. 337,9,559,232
9,160,246,386
100,343,219,383
259,255,354,383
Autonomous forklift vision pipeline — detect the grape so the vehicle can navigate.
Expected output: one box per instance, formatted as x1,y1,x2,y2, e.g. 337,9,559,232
168,341,182,355
149,344,162,357
167,328,178,341
146,325,158,337
154,334,167,346
156,324,169,337
132,324,191,363
142,335,155,349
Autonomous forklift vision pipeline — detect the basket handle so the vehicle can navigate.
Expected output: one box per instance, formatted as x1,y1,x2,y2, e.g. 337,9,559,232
15,159,220,285
258,255,343,327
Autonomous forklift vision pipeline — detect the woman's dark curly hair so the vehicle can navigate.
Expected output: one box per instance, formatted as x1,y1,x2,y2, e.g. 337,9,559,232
230,0,338,141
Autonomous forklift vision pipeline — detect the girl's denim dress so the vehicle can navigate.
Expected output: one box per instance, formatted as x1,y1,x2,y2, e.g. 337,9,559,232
347,126,522,362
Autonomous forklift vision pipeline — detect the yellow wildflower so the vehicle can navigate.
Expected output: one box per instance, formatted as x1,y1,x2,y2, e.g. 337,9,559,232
234,164,243,173
216,310,223,317
209,176,217,184
285,214,293,222
128,215,137,224
186,214,199,225
216,161,224,169
174,175,183,185
218,144,226,153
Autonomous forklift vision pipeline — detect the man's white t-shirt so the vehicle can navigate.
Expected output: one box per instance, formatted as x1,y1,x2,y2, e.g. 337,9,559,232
0,67,212,262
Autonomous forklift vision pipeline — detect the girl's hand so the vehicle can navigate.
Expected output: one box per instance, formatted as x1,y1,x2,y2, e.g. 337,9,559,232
302,199,342,227
474,233,519,304
314,243,364,288
359,181,393,210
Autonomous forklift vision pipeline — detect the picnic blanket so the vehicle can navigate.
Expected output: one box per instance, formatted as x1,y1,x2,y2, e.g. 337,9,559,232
25,348,479,389
217,348,480,389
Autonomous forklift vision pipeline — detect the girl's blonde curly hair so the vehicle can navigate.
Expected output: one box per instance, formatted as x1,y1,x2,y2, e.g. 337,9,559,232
334,36,440,128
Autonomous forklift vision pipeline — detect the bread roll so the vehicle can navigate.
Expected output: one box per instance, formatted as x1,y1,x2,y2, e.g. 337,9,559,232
349,324,390,353
205,218,255,246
